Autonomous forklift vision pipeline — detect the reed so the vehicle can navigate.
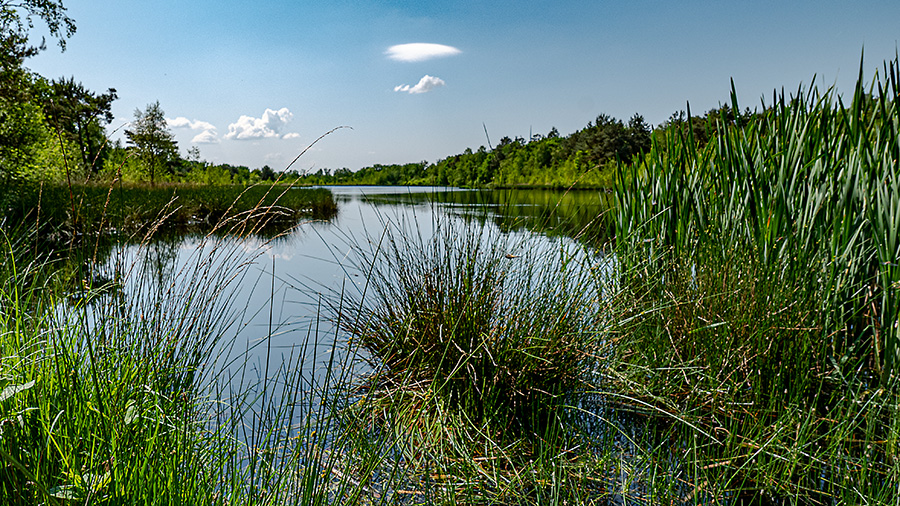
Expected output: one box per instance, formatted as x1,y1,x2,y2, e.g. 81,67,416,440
606,55,900,502
614,55,900,384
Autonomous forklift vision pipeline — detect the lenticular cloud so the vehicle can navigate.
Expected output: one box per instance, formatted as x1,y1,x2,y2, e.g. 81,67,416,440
386,43,461,62
394,75,446,94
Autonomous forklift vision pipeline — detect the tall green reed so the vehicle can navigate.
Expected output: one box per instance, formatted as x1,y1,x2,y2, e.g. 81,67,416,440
607,55,900,503
614,55,900,385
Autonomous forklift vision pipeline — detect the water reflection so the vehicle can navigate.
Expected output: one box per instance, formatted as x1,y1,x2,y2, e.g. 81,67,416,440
331,186,612,246
94,186,612,382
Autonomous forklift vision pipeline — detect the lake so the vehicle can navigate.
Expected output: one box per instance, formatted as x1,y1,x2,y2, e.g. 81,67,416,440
71,186,701,502
95,186,611,400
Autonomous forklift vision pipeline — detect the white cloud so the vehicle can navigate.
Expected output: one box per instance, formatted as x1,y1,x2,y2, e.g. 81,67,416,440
191,130,220,144
167,116,219,144
225,108,298,140
394,75,446,94
282,132,301,139
386,43,461,62
167,117,216,131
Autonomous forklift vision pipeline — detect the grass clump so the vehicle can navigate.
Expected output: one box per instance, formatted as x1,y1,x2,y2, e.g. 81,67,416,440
0,208,353,504
0,229,230,503
333,215,612,502
344,218,601,432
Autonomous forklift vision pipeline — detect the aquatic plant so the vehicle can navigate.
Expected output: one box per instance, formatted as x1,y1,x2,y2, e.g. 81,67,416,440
607,55,900,503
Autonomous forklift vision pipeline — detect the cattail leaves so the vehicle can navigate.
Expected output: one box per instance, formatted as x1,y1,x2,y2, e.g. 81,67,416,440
613,55,900,384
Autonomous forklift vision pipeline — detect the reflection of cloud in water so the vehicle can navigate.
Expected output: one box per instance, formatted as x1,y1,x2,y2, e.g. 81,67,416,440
234,234,299,261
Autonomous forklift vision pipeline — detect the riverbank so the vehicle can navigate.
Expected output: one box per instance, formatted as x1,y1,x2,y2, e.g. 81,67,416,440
2,182,337,242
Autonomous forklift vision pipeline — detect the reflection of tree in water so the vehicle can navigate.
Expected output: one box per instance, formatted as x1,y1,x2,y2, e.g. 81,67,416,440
139,233,181,295
361,189,612,246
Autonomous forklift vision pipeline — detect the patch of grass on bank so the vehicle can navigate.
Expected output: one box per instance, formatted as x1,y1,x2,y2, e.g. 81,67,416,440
2,182,337,242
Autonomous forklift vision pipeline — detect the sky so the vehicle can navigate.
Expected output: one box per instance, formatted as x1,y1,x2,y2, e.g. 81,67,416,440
26,0,900,173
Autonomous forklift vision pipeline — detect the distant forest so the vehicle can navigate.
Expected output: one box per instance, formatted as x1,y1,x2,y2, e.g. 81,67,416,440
296,106,753,188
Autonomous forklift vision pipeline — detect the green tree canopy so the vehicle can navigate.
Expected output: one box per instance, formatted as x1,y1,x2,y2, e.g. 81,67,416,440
1,0,75,96
39,76,117,177
125,101,177,185
1,0,76,185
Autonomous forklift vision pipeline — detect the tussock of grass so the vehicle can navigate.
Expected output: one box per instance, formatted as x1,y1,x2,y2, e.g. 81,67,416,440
342,217,601,430
330,214,615,503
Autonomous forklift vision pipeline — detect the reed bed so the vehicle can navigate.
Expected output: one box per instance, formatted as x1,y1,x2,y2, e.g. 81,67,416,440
607,56,900,503
5,182,337,244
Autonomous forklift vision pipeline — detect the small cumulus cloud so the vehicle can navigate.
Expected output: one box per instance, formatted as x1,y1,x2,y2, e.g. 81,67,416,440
167,116,220,144
386,43,461,62
394,75,446,94
225,108,298,140
191,130,220,144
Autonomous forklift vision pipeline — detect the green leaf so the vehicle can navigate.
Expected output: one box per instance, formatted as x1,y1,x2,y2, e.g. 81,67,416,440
0,380,35,402
49,484,81,500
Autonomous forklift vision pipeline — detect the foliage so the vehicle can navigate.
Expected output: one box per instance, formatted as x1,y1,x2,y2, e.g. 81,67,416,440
294,113,653,188
0,98,50,183
38,76,117,177
0,2,123,189
0,0,75,55
0,0,75,103
125,101,178,185
299,162,428,186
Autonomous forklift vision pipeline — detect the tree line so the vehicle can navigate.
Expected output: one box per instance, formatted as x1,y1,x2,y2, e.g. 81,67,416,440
1,1,290,189
297,108,750,188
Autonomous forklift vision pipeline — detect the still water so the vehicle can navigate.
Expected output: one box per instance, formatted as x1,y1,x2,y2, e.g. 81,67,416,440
98,186,611,393
86,185,658,500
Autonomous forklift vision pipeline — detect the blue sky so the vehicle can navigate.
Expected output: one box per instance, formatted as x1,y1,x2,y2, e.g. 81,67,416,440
27,0,900,173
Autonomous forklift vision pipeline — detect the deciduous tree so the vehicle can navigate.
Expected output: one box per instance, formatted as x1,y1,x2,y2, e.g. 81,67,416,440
125,101,177,185
40,76,117,177
1,0,75,184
